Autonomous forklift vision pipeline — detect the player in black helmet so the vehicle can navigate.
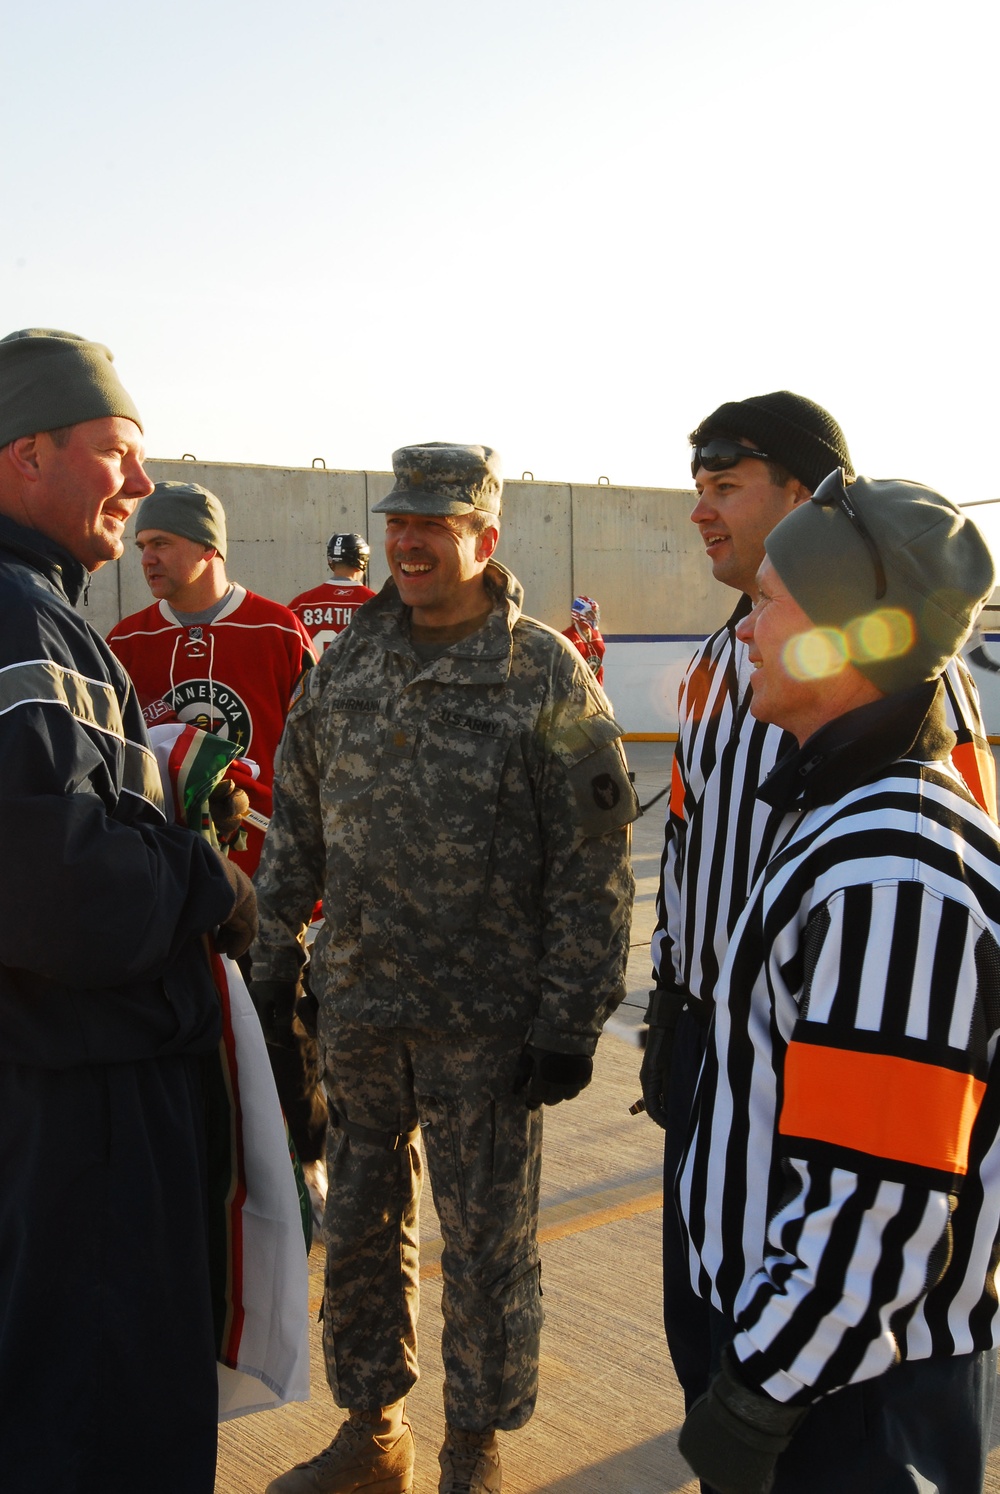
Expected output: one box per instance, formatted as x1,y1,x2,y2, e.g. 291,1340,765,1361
327,531,370,571
288,532,376,651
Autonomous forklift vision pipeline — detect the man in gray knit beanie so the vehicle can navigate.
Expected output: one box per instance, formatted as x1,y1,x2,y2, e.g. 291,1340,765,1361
0,327,256,1492
0,327,149,570
106,476,324,1212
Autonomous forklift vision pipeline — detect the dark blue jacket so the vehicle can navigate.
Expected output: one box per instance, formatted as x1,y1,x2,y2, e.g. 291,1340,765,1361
0,513,232,1066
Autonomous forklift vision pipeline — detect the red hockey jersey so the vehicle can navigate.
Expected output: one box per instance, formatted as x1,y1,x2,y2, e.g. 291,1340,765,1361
562,622,606,686
287,578,377,651
107,586,316,874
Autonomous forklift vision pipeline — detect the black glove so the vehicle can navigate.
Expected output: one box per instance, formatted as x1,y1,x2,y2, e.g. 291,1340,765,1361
208,777,251,845
514,1045,593,1109
638,985,689,1129
214,853,258,960
249,979,299,1048
678,1348,807,1494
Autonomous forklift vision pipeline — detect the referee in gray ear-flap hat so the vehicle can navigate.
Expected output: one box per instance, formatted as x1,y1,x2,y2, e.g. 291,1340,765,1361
677,476,1000,1494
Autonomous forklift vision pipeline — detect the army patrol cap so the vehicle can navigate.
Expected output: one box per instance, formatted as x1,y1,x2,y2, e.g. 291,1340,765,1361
372,442,503,517
137,481,228,561
0,328,143,448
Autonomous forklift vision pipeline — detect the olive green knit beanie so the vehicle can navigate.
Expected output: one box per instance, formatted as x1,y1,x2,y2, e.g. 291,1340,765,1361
765,473,995,694
0,328,142,446
137,482,228,561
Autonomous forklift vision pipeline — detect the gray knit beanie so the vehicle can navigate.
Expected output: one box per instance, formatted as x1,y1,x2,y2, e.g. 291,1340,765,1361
0,328,143,446
765,473,995,694
690,391,853,494
137,482,228,561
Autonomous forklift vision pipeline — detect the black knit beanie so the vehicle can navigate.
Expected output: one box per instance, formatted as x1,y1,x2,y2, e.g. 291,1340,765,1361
689,391,854,494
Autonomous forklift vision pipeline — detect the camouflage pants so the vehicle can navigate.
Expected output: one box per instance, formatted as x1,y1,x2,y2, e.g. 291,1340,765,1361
321,1024,544,1432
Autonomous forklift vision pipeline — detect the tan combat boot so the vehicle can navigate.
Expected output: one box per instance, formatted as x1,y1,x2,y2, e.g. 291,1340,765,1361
265,1404,414,1494
437,1426,502,1493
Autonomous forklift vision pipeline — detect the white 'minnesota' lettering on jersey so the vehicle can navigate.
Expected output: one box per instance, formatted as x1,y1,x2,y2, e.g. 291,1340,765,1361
677,762,1000,1403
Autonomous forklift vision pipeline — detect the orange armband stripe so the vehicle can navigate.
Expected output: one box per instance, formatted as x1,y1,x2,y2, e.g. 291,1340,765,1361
780,1041,986,1176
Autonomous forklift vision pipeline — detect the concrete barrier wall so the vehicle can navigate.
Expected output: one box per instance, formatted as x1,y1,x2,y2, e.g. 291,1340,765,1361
82,458,736,734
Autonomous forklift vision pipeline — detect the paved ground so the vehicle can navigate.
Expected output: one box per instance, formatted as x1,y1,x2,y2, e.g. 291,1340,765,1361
216,742,1000,1492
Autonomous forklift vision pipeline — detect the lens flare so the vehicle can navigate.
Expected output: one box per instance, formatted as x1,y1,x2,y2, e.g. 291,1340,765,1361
845,608,914,664
781,609,915,681
783,628,848,681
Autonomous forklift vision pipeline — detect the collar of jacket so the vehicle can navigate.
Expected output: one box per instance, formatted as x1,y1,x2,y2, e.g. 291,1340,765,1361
757,677,954,813
727,590,754,633
355,559,527,682
0,511,87,605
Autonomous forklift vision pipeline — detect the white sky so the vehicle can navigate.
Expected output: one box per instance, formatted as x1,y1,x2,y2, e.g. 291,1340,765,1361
3,0,998,521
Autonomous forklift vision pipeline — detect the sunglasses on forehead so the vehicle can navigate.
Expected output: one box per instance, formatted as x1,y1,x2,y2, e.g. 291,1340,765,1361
690,438,772,477
811,468,887,600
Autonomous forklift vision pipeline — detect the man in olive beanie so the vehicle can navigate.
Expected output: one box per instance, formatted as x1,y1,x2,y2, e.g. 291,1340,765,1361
0,329,256,1494
136,479,229,558
678,480,1000,1493
106,478,324,1200
641,391,995,1474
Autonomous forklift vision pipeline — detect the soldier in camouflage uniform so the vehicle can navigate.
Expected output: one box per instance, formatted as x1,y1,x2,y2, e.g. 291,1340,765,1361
252,442,638,1494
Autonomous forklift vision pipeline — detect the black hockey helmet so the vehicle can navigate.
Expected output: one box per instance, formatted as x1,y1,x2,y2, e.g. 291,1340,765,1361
327,532,370,572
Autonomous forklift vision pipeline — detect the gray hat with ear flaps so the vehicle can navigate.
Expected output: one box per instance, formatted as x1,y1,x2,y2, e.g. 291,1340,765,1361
765,472,995,694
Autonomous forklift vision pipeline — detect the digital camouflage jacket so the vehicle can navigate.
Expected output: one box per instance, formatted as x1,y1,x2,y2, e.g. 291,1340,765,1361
253,561,638,1053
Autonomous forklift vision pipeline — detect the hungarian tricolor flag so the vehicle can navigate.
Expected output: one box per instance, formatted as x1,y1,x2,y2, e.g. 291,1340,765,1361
149,723,311,1419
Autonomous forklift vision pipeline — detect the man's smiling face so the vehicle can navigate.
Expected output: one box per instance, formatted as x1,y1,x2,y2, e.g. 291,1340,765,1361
383,511,498,627
735,555,883,744
22,417,153,572
690,447,805,596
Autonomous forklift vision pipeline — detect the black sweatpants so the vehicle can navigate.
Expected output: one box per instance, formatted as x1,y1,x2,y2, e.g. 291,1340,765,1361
0,1058,219,1494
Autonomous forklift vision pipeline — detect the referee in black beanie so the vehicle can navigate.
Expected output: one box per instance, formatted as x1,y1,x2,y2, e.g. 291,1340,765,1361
641,390,994,1489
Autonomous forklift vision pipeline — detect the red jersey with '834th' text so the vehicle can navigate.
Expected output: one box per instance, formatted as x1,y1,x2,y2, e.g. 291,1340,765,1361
287,578,377,651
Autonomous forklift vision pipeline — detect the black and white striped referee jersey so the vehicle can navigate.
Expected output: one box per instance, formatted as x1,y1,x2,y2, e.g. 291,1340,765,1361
652,598,996,1008
677,682,1000,1405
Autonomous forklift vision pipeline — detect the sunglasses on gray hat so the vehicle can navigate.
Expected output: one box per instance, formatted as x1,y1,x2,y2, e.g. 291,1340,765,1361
691,438,771,477
812,468,887,600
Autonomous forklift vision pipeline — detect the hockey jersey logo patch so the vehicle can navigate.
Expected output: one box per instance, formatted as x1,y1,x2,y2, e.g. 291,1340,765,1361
165,679,253,751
